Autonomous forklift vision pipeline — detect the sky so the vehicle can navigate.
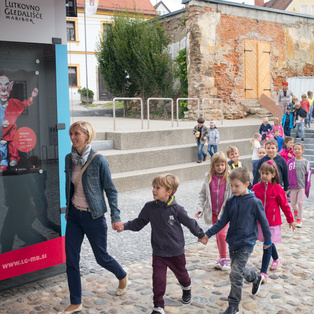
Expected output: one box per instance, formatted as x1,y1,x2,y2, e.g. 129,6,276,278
149,0,255,12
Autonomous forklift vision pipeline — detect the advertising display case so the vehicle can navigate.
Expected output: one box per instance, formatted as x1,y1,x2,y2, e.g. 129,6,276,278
0,0,70,289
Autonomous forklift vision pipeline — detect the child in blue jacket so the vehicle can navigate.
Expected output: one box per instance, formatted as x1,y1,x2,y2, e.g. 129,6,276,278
200,168,271,314
281,105,294,136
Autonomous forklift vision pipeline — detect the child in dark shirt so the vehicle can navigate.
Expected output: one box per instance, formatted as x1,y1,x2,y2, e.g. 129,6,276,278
200,168,271,314
120,173,206,314
259,117,272,141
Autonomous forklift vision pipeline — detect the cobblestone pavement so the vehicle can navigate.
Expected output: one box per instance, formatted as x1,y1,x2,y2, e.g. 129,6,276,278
0,177,313,314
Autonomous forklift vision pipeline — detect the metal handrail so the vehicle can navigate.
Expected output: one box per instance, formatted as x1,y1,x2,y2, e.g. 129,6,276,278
176,98,200,125
113,97,143,131
201,98,224,125
147,98,174,129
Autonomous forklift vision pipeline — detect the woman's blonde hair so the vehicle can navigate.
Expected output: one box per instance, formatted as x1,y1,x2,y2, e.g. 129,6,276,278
69,121,96,144
251,133,262,150
208,152,228,184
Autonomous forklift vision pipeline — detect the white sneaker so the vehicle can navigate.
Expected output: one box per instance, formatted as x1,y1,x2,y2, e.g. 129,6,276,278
221,258,230,271
214,259,223,270
152,307,165,314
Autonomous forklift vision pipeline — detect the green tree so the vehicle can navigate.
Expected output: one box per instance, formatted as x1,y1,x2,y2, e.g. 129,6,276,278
174,48,188,118
97,11,174,117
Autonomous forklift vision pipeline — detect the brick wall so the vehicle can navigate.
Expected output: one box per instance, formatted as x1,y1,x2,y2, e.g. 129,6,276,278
164,2,314,120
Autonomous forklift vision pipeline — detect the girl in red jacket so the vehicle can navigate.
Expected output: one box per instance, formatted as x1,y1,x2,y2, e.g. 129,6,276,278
251,160,296,283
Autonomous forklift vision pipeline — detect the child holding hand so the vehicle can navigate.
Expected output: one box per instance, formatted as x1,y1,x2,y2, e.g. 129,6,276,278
120,173,206,314
195,152,232,270
200,168,272,314
252,161,295,283
271,117,284,137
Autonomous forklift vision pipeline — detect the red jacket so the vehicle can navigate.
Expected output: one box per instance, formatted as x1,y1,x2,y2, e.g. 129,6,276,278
251,182,294,226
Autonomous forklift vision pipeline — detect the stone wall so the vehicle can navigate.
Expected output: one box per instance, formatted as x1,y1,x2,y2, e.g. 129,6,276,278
163,1,314,120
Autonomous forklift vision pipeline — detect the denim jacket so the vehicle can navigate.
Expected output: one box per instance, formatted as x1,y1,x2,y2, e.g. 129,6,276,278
65,149,121,221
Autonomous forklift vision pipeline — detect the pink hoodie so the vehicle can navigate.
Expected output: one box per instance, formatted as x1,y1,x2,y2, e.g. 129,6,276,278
209,174,226,216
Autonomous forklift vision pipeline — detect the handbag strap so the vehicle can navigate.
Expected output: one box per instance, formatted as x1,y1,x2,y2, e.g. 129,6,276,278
74,153,98,190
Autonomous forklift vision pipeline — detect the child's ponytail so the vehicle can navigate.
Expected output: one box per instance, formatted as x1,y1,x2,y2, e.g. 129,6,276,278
251,133,261,150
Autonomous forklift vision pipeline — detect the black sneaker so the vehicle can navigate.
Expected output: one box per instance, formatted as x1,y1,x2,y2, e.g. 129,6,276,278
252,273,263,295
301,138,304,141
223,305,239,314
182,288,191,304
203,155,207,161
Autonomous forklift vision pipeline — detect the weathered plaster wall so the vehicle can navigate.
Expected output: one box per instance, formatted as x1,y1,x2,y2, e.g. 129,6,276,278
176,1,314,120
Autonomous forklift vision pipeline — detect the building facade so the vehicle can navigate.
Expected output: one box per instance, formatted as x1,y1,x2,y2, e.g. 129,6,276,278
66,0,156,103
162,0,314,120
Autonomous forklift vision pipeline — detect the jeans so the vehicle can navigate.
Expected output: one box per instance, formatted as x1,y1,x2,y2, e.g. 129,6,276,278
308,111,312,127
228,250,257,308
152,254,190,308
197,142,207,161
207,144,217,157
283,126,291,136
65,204,126,304
260,244,278,274
295,122,304,139
252,160,259,178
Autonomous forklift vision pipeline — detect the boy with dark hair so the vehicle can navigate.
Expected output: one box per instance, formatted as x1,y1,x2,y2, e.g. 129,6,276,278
119,173,207,314
253,139,289,194
200,167,272,314
193,117,208,163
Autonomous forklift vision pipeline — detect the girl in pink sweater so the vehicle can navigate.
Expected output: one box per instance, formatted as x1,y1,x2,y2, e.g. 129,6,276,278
195,152,232,270
252,161,296,283
280,136,295,163
271,118,284,137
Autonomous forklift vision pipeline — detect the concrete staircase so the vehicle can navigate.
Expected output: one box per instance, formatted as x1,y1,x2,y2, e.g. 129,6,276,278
292,128,314,170
94,125,259,192
237,99,273,119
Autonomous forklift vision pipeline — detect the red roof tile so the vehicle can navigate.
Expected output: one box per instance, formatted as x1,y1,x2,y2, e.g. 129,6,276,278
263,0,293,10
77,0,157,16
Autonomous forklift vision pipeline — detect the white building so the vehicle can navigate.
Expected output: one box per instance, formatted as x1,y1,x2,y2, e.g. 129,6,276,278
154,1,171,15
66,0,156,103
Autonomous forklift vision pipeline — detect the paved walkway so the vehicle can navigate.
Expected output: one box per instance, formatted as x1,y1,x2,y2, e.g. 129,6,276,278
0,177,313,314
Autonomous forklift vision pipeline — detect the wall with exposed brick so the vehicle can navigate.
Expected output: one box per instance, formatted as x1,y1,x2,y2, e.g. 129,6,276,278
164,1,314,120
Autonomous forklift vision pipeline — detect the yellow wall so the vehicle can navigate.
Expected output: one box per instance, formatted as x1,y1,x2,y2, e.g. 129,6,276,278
286,0,314,15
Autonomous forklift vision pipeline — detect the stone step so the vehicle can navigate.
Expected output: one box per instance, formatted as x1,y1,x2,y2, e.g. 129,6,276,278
91,140,113,151
101,138,252,174
102,124,260,150
111,155,252,192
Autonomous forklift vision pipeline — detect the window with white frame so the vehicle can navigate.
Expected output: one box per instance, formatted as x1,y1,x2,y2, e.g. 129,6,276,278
67,21,76,41
300,5,308,14
68,67,78,87
311,4,314,15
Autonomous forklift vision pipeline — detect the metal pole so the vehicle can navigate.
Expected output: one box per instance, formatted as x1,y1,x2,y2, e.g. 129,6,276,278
171,99,174,127
84,1,89,107
147,99,150,129
113,98,116,131
176,99,179,127
140,99,143,130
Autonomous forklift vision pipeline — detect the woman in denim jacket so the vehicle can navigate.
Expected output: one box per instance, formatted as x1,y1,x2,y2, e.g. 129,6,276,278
62,121,127,314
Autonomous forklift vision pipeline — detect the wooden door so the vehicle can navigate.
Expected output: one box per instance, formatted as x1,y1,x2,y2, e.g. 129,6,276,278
244,40,257,99
244,40,271,99
257,42,271,97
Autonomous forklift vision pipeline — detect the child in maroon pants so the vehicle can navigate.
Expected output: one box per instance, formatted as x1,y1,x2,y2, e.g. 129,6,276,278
119,173,206,314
